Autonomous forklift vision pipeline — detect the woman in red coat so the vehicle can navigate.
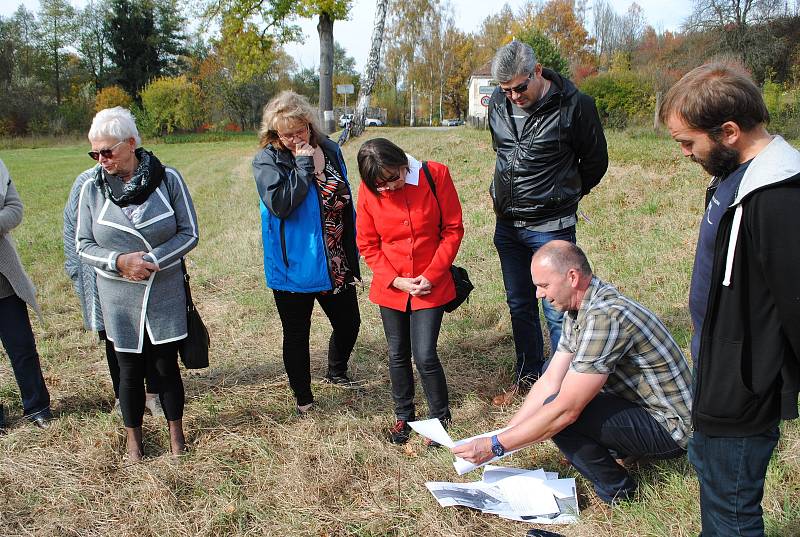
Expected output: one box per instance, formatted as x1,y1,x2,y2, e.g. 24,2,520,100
356,138,464,444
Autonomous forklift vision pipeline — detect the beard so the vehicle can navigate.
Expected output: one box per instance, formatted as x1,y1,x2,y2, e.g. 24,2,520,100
692,139,741,178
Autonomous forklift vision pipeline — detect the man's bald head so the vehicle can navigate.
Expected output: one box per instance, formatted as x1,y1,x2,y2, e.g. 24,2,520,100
533,240,593,276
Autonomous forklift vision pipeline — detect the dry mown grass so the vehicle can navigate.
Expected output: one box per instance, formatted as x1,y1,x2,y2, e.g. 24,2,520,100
0,129,798,536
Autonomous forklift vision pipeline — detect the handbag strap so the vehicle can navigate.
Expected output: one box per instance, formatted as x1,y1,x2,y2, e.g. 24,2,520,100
180,258,196,313
420,161,443,231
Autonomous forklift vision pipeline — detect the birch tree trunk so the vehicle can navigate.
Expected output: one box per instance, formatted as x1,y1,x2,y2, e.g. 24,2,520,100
350,0,388,138
410,81,415,127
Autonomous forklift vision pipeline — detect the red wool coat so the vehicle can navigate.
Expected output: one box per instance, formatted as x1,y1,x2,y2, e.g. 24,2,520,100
356,160,464,311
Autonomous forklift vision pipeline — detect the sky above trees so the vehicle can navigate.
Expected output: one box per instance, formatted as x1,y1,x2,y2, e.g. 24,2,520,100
1,0,692,70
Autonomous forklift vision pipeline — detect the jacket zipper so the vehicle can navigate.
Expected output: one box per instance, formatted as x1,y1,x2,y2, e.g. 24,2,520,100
279,219,289,266
692,201,733,428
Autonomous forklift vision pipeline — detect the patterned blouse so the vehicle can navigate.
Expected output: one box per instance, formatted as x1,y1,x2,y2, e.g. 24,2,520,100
316,153,354,293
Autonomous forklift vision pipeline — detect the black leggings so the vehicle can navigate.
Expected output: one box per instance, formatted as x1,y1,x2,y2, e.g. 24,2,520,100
273,286,360,406
100,330,154,398
114,334,184,427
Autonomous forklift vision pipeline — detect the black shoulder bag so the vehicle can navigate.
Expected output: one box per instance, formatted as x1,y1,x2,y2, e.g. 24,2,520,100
178,259,210,369
420,161,474,313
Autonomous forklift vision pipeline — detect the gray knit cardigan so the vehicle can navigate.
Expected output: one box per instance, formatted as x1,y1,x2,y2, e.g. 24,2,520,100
64,169,104,331
0,159,41,319
75,165,199,353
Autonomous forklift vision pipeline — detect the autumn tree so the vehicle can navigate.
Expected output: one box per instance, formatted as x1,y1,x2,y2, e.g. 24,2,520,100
199,14,295,130
78,0,111,92
517,28,569,76
442,28,480,118
685,0,785,80
473,4,515,63
531,0,594,65
592,0,647,69
37,0,78,105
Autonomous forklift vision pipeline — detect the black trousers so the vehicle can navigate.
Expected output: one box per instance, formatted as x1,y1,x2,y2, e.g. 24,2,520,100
551,392,685,504
0,295,50,418
273,286,360,406
379,303,450,421
114,334,183,427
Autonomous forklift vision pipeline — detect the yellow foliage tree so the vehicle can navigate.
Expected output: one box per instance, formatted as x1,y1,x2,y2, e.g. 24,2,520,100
95,85,132,112
140,75,205,136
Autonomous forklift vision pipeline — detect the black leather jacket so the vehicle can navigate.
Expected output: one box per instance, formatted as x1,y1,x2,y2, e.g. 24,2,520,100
488,69,608,225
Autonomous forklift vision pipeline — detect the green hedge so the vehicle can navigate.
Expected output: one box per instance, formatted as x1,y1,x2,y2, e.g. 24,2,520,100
579,72,655,129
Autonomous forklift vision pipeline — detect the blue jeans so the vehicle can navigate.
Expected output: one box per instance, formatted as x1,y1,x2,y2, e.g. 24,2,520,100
493,220,576,383
380,304,449,421
0,295,51,419
551,392,685,504
689,427,779,536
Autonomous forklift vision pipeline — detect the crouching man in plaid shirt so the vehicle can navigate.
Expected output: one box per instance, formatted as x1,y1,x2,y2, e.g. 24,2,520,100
454,240,692,504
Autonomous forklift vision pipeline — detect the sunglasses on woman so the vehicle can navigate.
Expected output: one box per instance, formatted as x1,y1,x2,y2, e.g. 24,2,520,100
88,140,125,161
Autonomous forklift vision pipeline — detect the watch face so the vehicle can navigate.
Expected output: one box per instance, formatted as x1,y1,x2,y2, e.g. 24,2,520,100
491,436,504,457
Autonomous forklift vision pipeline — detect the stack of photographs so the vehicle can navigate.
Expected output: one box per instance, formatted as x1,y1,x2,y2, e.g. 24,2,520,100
425,465,579,525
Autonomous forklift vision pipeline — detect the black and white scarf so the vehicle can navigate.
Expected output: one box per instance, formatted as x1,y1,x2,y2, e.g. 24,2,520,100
96,148,166,207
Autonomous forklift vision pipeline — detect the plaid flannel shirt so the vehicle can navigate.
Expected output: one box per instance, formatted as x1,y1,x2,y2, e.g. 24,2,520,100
558,277,693,448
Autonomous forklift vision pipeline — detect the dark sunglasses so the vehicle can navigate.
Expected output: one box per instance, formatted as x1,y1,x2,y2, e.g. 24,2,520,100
88,140,125,161
501,74,533,96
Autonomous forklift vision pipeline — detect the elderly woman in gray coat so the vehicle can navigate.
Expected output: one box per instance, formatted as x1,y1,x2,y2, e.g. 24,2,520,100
0,158,51,429
75,107,199,460
64,172,164,418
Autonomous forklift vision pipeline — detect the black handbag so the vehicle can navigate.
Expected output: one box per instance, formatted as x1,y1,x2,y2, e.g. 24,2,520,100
178,259,210,369
420,162,474,313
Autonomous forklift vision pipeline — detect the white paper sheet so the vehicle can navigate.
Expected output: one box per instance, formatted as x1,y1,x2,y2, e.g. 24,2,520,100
482,465,547,484
495,475,560,517
408,418,455,448
540,478,577,500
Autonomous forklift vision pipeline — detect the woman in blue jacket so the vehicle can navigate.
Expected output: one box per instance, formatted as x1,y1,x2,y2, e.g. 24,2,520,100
252,91,361,414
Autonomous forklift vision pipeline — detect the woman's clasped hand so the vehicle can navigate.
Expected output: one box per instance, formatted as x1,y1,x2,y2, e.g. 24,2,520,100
116,251,157,281
392,275,432,296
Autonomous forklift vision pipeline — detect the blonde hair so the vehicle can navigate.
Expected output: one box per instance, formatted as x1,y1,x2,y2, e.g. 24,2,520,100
258,91,323,149
88,107,141,146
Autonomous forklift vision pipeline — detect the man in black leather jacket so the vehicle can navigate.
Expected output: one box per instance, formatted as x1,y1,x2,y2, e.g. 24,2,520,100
488,40,608,406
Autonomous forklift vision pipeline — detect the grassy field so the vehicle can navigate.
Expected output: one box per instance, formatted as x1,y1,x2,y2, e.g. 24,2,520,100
0,127,798,536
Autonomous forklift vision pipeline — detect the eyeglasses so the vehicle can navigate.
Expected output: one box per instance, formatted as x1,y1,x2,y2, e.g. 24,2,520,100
88,140,125,161
500,74,533,96
277,124,310,142
375,173,401,188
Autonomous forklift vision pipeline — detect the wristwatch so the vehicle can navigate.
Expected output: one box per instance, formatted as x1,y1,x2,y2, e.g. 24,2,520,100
491,434,505,457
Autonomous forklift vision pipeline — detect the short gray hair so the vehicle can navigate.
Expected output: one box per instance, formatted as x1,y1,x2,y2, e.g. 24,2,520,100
88,107,141,146
491,40,537,83
534,240,593,276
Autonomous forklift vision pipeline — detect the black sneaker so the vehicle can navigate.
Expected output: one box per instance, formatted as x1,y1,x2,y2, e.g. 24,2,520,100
388,419,412,444
425,416,451,448
322,373,360,389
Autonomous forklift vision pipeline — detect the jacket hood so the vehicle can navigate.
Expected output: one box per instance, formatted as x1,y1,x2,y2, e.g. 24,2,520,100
722,135,800,287
543,68,577,100
732,135,800,205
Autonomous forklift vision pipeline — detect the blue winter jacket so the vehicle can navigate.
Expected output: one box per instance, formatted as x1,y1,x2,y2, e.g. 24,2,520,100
252,137,359,292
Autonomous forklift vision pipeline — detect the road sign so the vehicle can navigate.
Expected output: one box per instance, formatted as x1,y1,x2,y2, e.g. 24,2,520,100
479,85,494,95
480,95,491,107
336,84,355,94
